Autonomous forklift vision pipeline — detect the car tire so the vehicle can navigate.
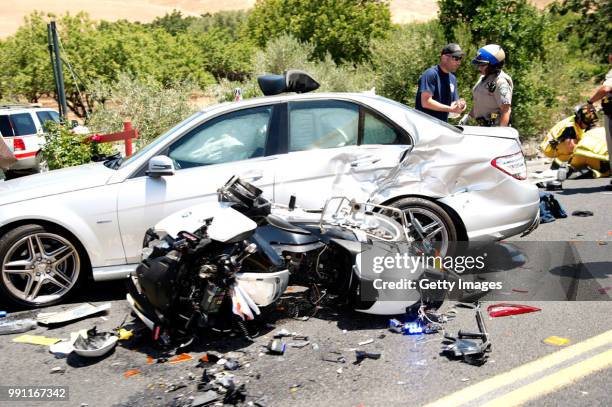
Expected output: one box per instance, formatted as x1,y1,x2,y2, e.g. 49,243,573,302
0,224,86,307
33,153,49,174
390,197,458,257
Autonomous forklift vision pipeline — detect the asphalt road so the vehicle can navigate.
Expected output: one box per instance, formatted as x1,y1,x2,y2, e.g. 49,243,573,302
0,172,610,407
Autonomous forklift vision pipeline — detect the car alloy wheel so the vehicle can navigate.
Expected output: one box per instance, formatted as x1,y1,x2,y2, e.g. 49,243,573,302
0,226,81,306
390,197,458,257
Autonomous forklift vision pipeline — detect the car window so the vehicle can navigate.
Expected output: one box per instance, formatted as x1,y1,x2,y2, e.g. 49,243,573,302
168,106,272,169
288,100,358,152
363,111,401,145
10,113,37,136
0,115,12,137
48,110,60,122
36,111,60,129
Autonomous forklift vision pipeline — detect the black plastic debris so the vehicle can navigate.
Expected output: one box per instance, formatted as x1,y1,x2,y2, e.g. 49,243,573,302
197,370,214,392
572,210,594,217
354,350,381,365
223,384,247,405
165,383,187,393
441,303,491,366
545,180,563,191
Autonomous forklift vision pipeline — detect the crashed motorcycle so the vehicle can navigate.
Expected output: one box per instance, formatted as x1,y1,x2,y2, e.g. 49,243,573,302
127,176,444,342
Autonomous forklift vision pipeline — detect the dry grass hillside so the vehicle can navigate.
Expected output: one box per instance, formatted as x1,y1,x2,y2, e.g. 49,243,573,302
0,0,555,38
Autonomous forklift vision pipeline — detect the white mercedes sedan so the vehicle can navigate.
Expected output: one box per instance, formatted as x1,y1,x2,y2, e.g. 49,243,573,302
0,90,539,306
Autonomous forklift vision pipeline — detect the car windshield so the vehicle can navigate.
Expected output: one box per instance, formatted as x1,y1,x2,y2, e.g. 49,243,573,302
109,111,204,170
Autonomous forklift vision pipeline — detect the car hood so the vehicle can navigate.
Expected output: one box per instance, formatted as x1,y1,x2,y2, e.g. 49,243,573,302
0,162,113,206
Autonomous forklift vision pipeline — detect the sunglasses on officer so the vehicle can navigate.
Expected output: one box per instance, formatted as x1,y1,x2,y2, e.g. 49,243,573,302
445,55,463,61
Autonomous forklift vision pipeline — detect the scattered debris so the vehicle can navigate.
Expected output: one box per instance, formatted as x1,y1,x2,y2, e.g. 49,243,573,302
487,303,541,318
37,303,111,326
321,350,346,364
169,354,193,364
224,359,240,371
13,334,61,346
460,378,470,382
572,210,594,217
117,328,134,341
336,367,343,374
598,287,611,295
192,390,220,407
49,337,78,356
73,327,118,358
165,383,187,393
267,340,286,355
223,384,247,405
0,318,37,335
442,303,491,366
543,336,570,346
123,369,142,378
357,339,374,346
50,366,65,374
273,329,292,338
354,350,381,365
511,288,529,293
288,341,310,348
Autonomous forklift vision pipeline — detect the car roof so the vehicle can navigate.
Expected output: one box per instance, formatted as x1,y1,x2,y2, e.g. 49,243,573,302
0,106,58,113
200,92,398,113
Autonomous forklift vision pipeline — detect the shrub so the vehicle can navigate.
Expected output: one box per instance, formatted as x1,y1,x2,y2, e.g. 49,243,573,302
208,34,374,102
42,122,115,169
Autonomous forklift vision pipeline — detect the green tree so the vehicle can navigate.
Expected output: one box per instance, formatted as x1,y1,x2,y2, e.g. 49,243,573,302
438,0,553,138
87,74,198,145
550,0,612,64
370,22,445,105
149,10,197,35
0,12,53,102
246,0,392,63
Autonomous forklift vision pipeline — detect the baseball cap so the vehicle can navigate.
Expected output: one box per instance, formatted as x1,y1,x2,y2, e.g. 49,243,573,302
441,43,465,57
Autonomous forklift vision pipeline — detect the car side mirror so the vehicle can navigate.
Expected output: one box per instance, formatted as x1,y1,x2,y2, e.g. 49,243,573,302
146,155,175,177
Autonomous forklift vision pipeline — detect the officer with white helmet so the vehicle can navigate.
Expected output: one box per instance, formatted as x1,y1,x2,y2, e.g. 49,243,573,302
467,44,513,127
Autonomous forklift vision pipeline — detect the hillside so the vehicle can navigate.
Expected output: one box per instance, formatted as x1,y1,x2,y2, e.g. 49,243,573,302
0,0,555,38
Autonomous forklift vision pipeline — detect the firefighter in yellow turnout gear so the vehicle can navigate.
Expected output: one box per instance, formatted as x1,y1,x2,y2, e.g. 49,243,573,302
540,104,609,177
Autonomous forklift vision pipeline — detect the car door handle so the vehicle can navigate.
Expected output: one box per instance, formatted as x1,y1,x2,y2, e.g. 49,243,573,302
350,157,381,167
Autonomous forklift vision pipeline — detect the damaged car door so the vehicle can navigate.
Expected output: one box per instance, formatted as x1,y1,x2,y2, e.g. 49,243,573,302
116,105,279,264
275,100,411,208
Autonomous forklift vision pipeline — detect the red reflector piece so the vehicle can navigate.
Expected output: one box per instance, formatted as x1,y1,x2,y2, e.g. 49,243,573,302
13,138,26,151
487,303,541,318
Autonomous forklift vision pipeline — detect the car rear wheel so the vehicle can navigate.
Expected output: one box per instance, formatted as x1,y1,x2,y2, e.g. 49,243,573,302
33,152,49,173
390,197,458,257
0,224,84,307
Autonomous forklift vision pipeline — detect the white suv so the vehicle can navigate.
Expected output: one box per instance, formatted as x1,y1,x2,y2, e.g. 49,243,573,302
0,105,60,175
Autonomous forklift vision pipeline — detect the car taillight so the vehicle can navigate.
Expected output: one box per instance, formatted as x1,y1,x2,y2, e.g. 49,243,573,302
13,138,25,151
491,151,527,180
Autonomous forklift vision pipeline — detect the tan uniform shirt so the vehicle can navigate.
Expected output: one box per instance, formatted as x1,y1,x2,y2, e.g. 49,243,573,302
471,70,513,122
603,68,612,88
